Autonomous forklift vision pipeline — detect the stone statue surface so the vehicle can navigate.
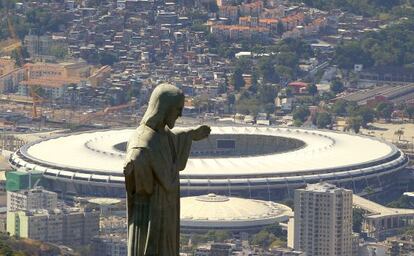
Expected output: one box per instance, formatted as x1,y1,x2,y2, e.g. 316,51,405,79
123,83,210,256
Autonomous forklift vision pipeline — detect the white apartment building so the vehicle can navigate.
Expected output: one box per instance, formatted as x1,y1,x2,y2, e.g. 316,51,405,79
293,183,353,256
7,209,63,243
7,207,99,245
7,187,58,212
7,187,99,245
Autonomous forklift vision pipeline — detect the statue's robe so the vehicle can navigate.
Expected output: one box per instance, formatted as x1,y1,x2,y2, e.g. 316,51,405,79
123,125,192,256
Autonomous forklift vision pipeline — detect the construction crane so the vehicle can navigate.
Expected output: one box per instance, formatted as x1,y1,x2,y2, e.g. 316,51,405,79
30,87,44,121
80,98,137,124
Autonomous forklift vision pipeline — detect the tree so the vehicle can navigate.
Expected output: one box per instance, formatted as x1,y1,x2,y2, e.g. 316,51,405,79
334,41,373,69
376,102,394,121
193,95,209,113
394,129,404,141
331,100,348,116
330,78,344,94
99,52,118,66
10,47,29,67
405,105,414,120
205,230,231,242
235,96,260,115
264,223,284,238
232,68,245,91
315,112,332,129
49,45,67,59
347,116,362,133
293,106,310,123
307,84,318,96
387,195,414,209
356,106,375,127
353,208,364,233
191,22,209,33
257,58,279,83
251,230,278,248
258,84,278,104
276,21,284,36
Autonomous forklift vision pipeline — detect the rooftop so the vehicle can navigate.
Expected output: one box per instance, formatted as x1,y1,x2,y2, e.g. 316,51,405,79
303,182,348,193
180,194,292,227
353,195,414,218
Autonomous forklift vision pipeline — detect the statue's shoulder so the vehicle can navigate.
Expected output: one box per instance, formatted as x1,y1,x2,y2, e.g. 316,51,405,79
127,125,158,150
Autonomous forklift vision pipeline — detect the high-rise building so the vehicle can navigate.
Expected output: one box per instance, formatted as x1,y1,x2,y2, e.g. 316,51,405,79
6,187,99,246
6,209,63,243
7,207,99,245
62,207,100,245
293,183,353,256
7,187,58,212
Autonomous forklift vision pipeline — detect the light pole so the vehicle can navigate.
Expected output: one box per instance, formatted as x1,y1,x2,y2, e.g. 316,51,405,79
411,136,414,153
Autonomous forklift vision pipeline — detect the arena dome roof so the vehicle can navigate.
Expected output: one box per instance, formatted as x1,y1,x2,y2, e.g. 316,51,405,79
180,193,292,230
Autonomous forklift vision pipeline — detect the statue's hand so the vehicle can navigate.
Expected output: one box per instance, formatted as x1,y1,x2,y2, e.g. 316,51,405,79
192,125,211,141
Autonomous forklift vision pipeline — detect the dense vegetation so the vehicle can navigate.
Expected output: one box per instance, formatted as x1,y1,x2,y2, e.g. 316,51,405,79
334,19,414,69
297,0,409,16
250,223,286,249
229,38,313,88
0,1,72,41
0,233,61,256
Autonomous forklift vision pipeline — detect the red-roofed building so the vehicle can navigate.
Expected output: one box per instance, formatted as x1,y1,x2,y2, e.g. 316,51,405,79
288,81,308,94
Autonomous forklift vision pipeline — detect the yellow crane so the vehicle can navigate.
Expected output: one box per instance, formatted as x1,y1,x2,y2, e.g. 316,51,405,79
30,87,44,120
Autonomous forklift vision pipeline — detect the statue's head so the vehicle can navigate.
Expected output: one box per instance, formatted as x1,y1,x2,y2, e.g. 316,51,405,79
141,83,184,130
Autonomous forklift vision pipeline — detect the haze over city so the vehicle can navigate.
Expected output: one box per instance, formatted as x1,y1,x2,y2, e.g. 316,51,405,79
0,0,414,255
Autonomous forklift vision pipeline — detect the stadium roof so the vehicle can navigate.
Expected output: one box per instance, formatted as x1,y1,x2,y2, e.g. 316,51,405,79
180,193,292,228
20,126,396,178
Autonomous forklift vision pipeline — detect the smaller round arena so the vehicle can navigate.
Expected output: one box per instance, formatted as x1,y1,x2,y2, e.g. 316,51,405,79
180,193,292,233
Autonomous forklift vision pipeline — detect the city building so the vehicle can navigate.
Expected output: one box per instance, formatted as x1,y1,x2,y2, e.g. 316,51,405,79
7,207,99,245
24,35,68,60
62,207,100,245
17,62,91,99
293,183,353,256
386,235,414,256
0,68,25,94
210,243,233,256
7,187,58,212
353,194,414,241
91,234,128,256
193,243,235,256
210,25,270,40
7,209,63,243
0,58,15,76
24,61,90,80
0,209,6,233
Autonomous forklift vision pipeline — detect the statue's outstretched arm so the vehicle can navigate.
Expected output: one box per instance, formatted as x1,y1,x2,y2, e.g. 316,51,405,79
190,125,211,141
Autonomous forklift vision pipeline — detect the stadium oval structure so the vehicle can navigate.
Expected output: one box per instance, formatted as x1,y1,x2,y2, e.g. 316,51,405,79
180,193,292,233
9,126,409,200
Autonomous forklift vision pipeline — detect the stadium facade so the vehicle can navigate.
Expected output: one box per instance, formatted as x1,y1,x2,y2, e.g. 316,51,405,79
8,126,409,200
